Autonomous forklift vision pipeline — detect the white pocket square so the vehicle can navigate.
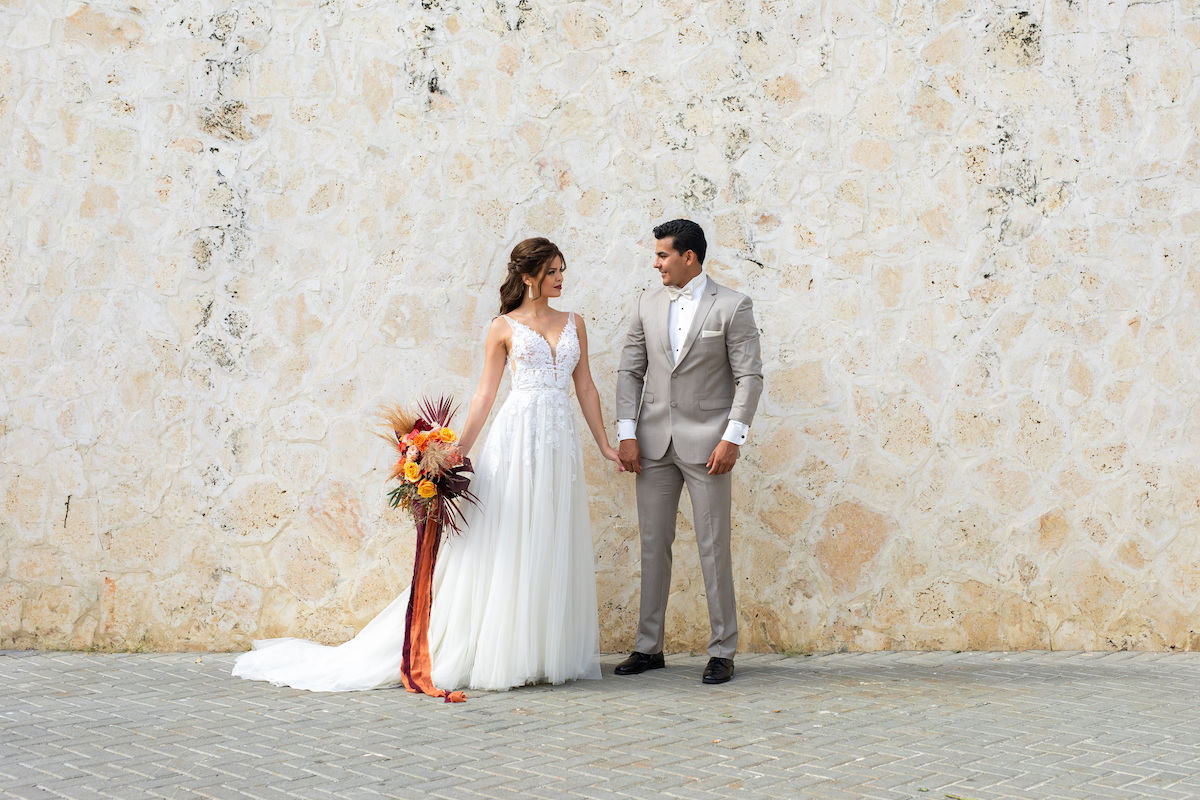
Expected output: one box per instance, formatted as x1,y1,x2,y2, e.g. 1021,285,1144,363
700,330,722,338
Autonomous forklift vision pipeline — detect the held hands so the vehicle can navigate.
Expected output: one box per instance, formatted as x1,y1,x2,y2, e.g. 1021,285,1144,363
617,438,642,475
706,440,739,475
601,443,625,472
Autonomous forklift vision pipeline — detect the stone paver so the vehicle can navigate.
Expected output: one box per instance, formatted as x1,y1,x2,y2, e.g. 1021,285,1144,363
1,650,1198,799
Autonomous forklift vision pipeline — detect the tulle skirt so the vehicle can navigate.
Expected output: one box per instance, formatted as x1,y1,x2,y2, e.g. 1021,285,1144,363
232,387,601,692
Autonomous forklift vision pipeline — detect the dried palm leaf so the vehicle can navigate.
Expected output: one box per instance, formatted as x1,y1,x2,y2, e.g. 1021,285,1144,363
376,404,418,451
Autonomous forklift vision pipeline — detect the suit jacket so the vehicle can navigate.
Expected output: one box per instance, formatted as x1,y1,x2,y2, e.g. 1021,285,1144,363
616,278,763,463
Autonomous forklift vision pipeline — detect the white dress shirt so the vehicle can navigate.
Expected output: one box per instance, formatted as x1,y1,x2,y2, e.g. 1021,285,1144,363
618,272,750,447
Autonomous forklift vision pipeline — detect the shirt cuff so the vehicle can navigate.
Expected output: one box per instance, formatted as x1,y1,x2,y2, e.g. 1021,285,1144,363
617,419,637,441
722,420,749,445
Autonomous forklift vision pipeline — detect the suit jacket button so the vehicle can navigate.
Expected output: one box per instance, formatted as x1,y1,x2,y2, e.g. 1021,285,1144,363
671,401,677,407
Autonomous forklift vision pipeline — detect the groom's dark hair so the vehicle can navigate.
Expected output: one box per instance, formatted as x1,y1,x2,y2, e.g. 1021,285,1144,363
653,219,707,264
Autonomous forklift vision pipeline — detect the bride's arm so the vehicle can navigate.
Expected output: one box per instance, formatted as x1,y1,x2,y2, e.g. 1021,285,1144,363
572,317,621,467
457,317,509,456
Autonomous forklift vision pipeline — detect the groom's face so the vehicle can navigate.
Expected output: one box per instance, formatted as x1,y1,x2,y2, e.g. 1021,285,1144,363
654,237,700,288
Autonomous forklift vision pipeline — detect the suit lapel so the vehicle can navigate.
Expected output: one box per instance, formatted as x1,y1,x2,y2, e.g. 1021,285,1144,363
656,289,674,362
672,280,718,370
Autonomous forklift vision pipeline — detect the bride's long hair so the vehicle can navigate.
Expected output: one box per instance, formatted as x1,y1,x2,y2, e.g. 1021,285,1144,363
498,237,565,315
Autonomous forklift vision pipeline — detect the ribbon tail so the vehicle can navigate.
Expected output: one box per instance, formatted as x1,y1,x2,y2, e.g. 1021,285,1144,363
400,507,465,703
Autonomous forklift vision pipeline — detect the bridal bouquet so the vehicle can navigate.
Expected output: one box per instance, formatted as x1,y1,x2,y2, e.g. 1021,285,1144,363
379,396,476,535
378,396,475,703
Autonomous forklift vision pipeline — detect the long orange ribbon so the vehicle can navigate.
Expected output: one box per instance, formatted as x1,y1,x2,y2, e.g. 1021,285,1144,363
400,507,466,702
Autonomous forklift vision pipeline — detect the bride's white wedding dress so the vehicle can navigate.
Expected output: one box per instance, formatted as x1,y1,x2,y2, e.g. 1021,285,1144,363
233,312,602,692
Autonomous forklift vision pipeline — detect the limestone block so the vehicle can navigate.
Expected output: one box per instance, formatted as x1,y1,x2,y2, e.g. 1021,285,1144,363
846,453,910,511
9,546,59,583
239,585,288,640
757,483,814,541
303,478,368,551
215,477,298,543
91,126,137,180
876,396,932,465
1156,529,1200,602
5,471,51,542
347,564,401,623
991,12,1043,68
21,583,90,644
287,598,357,644
64,5,144,52
146,571,212,637
1060,552,1131,632
0,582,24,636
264,441,327,492
270,529,338,604
1014,399,1064,467
213,575,264,633
561,7,610,50
269,401,328,441
766,359,834,414
101,519,184,573
951,405,1003,455
1084,443,1128,476
973,457,1033,512
815,502,894,596
97,573,152,647
956,580,1045,650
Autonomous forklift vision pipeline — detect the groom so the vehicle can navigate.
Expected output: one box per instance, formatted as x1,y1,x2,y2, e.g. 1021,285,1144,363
615,219,763,684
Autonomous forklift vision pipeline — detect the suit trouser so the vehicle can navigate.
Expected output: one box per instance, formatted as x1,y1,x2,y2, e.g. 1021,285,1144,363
634,442,737,659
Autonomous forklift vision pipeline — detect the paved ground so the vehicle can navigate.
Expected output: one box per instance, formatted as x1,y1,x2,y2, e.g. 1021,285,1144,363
1,650,1198,799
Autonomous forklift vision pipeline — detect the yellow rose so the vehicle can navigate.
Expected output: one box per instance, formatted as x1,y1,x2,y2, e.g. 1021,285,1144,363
404,461,422,483
437,427,457,444
417,479,437,498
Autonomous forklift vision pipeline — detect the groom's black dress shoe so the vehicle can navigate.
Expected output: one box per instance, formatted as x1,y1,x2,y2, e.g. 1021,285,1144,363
702,657,734,684
614,651,665,675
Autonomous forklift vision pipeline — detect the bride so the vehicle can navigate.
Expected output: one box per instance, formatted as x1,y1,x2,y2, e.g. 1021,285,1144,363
233,238,621,692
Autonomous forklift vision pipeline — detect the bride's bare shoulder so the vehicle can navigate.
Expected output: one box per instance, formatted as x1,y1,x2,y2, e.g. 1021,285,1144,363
486,315,514,343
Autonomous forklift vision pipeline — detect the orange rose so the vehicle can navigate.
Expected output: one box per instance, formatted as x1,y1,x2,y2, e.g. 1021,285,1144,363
413,431,430,449
437,427,457,444
417,479,437,498
404,461,421,482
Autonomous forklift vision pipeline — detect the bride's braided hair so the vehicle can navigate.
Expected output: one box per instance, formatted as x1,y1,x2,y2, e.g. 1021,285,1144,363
498,237,565,315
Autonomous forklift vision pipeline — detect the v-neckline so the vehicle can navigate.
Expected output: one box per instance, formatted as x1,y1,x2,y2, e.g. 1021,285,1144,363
507,313,571,361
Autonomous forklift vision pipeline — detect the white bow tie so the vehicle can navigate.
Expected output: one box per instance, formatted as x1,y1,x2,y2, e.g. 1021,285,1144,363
666,285,690,302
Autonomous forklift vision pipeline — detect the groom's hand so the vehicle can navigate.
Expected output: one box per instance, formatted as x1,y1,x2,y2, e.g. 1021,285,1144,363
706,441,739,475
618,439,642,475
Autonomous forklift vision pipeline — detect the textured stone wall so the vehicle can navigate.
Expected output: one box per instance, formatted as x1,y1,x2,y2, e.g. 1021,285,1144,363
3,0,1200,653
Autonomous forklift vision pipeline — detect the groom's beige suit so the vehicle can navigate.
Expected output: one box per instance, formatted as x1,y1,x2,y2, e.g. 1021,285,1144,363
616,277,763,659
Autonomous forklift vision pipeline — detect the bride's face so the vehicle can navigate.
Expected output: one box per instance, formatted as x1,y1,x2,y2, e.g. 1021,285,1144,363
533,257,565,298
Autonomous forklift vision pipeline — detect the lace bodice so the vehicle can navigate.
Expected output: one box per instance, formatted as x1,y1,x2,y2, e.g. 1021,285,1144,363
503,313,579,392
